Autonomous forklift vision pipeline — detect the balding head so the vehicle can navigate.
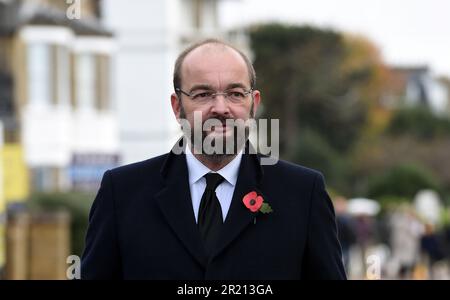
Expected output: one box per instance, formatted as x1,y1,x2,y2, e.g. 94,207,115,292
173,39,256,94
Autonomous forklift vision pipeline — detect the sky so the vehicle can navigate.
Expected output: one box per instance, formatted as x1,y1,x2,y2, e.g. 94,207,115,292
219,0,450,78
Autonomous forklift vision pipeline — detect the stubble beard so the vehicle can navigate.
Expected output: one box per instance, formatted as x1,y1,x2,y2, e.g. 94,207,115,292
179,100,254,165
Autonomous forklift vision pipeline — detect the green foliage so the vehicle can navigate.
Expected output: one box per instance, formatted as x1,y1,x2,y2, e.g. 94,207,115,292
293,129,349,193
28,192,94,257
376,195,412,209
367,163,441,200
248,22,449,205
438,192,450,208
441,207,450,226
386,106,450,140
249,23,369,155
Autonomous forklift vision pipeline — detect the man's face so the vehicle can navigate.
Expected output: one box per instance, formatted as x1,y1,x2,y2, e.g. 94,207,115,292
171,45,261,154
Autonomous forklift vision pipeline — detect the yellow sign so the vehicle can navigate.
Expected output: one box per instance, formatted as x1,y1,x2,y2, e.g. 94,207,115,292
0,224,5,270
0,143,4,214
1,144,29,203
0,122,4,272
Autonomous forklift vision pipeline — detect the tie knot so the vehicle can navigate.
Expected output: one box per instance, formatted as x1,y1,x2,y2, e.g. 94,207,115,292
204,173,224,192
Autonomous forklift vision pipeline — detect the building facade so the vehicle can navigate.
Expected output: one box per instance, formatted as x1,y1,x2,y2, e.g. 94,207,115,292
0,0,119,193
386,66,450,116
101,0,250,164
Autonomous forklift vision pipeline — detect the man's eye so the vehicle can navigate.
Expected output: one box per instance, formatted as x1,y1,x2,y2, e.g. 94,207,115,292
193,92,212,99
229,91,245,98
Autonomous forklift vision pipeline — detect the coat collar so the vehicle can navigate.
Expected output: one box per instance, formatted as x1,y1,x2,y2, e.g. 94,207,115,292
155,137,265,268
184,144,243,187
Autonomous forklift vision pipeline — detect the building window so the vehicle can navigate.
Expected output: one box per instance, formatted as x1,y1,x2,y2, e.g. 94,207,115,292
76,53,96,111
27,44,52,107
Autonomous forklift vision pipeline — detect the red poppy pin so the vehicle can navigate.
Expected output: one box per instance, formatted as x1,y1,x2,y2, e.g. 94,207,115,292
242,191,273,214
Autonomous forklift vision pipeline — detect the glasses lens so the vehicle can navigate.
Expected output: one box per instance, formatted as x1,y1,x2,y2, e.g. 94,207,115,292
227,90,246,102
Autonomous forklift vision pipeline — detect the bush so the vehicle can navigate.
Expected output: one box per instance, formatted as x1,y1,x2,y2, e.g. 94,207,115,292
386,106,450,140
293,129,349,193
367,163,441,200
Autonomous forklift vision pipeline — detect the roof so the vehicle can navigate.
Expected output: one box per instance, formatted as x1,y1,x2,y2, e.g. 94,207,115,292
0,1,113,37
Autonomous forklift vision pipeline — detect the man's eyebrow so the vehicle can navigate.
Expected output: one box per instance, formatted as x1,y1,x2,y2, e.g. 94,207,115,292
188,83,249,93
189,84,214,93
225,83,248,90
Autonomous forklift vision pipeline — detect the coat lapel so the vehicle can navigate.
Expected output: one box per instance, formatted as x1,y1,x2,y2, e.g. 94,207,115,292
155,139,266,267
155,142,208,269
209,149,264,261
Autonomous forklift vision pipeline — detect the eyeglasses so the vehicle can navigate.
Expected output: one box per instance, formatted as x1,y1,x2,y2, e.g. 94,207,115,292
175,87,253,103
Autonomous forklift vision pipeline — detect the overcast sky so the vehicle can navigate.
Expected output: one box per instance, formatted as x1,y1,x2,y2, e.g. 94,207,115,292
220,0,450,78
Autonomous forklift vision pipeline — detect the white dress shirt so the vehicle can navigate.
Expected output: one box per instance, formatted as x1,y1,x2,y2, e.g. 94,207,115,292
185,146,242,223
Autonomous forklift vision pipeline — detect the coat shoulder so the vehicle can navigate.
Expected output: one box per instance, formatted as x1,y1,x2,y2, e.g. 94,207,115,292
262,157,323,181
107,153,169,186
259,157,326,192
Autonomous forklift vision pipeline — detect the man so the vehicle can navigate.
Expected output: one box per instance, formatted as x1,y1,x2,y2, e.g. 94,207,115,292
81,39,346,280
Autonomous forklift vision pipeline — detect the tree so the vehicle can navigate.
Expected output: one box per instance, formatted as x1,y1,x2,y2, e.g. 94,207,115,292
386,106,450,140
249,24,387,159
367,163,441,200
293,129,349,193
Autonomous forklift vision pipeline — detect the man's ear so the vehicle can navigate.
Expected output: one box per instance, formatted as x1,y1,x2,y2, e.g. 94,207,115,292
171,93,181,120
251,90,261,116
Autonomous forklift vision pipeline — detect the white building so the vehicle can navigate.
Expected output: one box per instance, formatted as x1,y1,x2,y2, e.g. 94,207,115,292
0,0,119,192
101,0,250,164
389,66,450,116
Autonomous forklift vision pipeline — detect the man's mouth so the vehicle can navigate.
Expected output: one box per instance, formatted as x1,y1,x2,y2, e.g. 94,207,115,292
210,124,230,133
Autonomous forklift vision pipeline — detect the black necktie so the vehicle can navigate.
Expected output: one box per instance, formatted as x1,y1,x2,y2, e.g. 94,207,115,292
198,173,224,256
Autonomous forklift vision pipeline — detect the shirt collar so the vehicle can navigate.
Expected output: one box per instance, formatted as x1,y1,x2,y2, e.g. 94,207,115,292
185,146,242,186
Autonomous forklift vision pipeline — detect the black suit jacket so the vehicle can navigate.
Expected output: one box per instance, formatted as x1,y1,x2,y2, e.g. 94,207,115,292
81,143,346,280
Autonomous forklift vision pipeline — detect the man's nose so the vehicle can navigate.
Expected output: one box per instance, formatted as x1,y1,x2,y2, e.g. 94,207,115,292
210,94,230,115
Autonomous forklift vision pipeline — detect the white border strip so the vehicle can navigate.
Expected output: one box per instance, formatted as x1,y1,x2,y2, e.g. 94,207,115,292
73,37,117,54
18,25,74,45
